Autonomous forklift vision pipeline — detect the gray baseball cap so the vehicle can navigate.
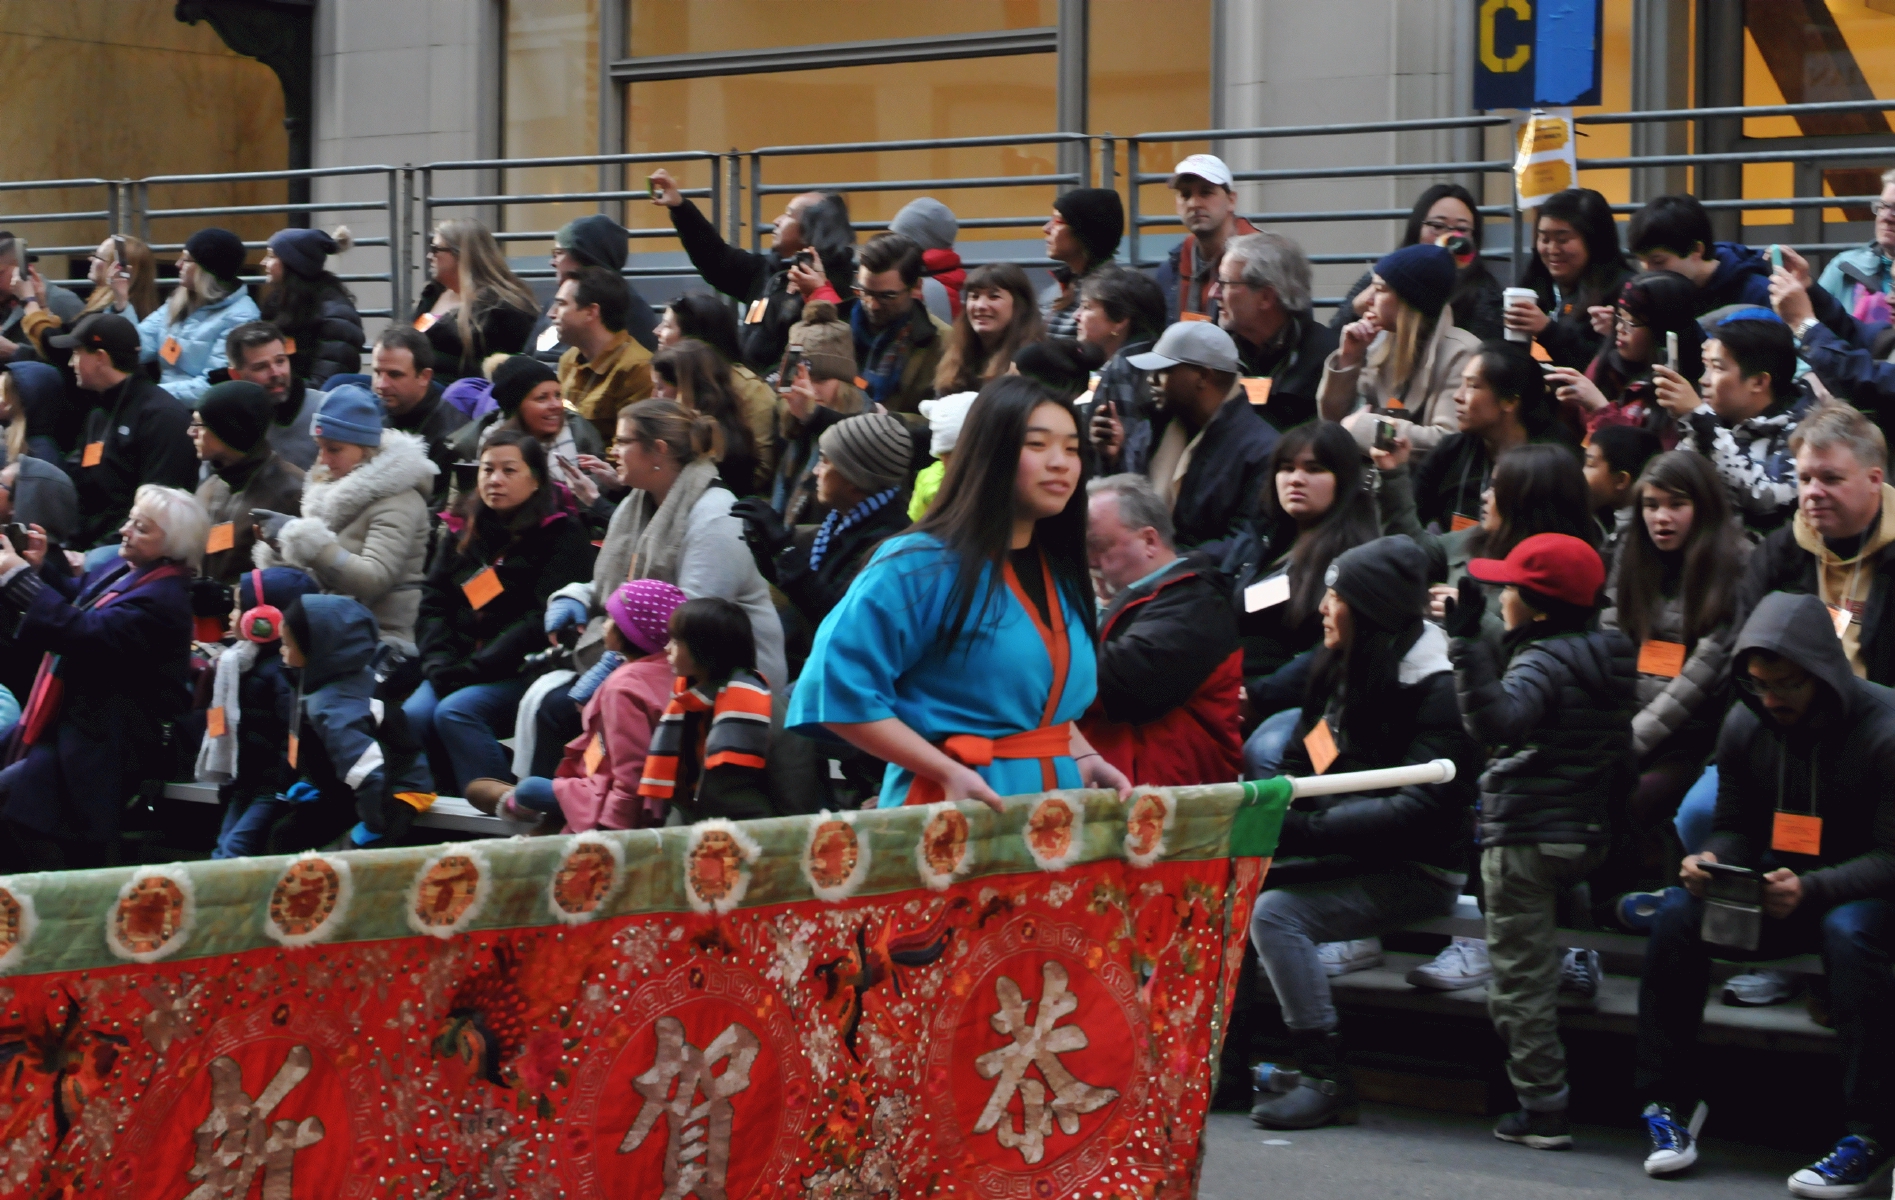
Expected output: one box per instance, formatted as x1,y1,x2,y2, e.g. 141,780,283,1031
1127,320,1241,374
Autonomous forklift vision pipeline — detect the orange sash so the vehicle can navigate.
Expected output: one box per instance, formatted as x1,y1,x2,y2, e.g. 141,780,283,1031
908,552,1072,805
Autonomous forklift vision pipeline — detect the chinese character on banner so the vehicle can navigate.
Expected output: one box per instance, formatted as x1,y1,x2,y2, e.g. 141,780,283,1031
619,1017,760,1200
1515,108,1577,209
973,961,1119,1165
182,1045,325,1200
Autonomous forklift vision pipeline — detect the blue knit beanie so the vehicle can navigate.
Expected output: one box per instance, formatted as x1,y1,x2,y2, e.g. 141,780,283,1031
1373,243,1458,322
268,227,338,281
311,384,384,446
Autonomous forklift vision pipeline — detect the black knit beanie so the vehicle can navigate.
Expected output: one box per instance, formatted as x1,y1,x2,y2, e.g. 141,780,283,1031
556,214,630,272
196,380,274,455
1053,188,1125,264
1325,535,1429,633
184,227,246,286
489,355,560,416
1013,338,1103,402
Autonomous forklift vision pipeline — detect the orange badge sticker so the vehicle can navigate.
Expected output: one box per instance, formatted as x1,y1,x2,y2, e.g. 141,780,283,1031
1829,604,1853,639
205,522,235,555
413,312,438,332
159,336,182,365
206,706,227,738
1450,514,1478,532
743,298,767,324
287,733,299,769
1772,811,1823,856
82,441,104,468
281,336,297,355
1241,378,1272,406
1637,639,1686,678
1178,310,1211,322
461,566,504,610
582,733,606,774
1304,718,1339,775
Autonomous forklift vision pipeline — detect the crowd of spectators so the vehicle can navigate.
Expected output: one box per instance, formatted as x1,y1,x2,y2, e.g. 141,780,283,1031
1,157,1894,1196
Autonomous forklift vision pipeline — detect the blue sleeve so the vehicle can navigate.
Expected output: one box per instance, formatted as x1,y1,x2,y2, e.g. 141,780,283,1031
1818,257,1850,305
305,690,386,801
136,306,164,364
1801,324,1895,410
786,538,942,733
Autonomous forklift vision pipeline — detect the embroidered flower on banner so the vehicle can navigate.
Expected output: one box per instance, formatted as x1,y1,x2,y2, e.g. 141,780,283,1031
0,880,37,975
683,819,761,915
1023,796,1084,871
1122,790,1177,869
265,853,353,948
406,847,492,938
802,812,870,903
916,803,973,891
105,866,195,963
549,832,628,925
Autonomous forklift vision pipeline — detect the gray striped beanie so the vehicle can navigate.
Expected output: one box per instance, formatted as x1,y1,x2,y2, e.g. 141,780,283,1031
818,413,913,492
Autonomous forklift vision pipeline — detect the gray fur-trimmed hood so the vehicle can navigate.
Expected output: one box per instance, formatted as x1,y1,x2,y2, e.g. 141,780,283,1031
297,428,436,530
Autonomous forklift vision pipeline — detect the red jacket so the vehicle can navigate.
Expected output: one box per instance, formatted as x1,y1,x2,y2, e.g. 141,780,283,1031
1078,559,1243,787
552,653,677,830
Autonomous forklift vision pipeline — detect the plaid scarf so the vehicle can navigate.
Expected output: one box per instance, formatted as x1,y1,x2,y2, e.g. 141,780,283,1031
808,486,898,571
638,670,772,803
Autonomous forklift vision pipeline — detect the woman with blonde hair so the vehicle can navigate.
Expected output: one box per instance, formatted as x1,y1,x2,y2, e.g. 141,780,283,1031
933,263,1044,396
1318,243,1478,462
412,217,538,384
134,227,260,402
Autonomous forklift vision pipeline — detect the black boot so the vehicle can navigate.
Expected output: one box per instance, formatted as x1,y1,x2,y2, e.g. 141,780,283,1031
1251,1029,1358,1130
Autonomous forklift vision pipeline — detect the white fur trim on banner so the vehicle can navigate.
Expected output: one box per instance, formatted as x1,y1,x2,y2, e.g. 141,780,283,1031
0,879,39,975
683,818,761,915
915,802,974,891
1121,789,1178,869
405,846,493,938
800,811,871,903
105,865,197,964
1023,794,1086,872
263,852,355,948
548,831,628,925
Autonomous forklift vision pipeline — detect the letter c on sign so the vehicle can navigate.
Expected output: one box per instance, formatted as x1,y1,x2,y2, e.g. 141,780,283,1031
1480,0,1533,74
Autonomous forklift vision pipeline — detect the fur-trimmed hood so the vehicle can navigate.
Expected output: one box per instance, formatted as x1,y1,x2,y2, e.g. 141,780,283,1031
298,428,436,532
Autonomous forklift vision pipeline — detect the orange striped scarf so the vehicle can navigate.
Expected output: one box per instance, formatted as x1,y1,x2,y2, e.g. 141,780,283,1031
637,671,771,802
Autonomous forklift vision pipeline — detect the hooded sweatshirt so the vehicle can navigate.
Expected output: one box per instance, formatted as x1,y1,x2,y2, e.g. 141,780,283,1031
1791,482,1895,679
1709,592,1895,910
296,594,434,840
1696,242,1776,315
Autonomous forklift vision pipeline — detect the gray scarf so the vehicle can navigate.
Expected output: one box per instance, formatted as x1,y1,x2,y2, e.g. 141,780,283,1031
575,457,720,670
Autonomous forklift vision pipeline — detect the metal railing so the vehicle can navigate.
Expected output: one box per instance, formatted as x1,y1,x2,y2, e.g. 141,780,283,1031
6,98,1895,319
127,165,405,317
744,132,1101,266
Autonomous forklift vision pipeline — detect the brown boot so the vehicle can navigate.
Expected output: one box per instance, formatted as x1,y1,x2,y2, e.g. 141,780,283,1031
464,778,513,815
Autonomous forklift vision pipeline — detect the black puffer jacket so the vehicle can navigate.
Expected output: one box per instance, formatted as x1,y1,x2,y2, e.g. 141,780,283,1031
1277,625,1483,872
416,508,597,693
1451,621,1637,846
1707,592,1895,910
261,280,365,388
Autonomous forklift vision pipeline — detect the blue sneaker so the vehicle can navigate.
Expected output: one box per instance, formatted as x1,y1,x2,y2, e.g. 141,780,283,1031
1642,1101,1706,1177
1616,891,1664,933
1788,1135,1891,1198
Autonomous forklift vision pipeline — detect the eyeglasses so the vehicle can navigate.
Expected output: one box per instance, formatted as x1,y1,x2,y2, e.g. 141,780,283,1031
1736,669,1815,697
427,243,456,256
1613,314,1648,333
852,285,906,302
1874,201,1894,217
1421,219,1477,236
1213,277,1251,290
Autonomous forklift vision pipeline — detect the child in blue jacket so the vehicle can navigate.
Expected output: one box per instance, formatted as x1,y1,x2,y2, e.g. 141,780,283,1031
273,594,436,851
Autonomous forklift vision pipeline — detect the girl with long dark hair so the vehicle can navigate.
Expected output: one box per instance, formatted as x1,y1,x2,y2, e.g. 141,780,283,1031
406,430,596,792
788,376,1130,809
1330,183,1505,342
651,339,762,495
934,263,1045,395
657,291,779,482
1247,536,1483,1130
260,226,366,388
1221,421,1380,776
1506,188,1636,368
1596,450,1749,921
1546,271,1704,438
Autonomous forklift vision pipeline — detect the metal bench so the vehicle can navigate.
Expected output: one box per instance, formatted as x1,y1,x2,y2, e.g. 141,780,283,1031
162,782,533,835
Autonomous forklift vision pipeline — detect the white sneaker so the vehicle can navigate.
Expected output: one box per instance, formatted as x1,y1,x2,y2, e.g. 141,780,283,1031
1722,968,1802,1007
1406,937,1493,991
1315,938,1384,977
1558,947,1601,1002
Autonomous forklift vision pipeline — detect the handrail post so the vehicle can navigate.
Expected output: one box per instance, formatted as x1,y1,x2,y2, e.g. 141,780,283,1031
1127,140,1141,268
727,152,744,245
749,153,763,254
709,154,723,239
1098,135,1115,193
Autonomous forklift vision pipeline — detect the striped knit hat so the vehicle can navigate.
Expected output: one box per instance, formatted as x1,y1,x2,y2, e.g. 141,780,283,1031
784,300,856,382
819,412,913,492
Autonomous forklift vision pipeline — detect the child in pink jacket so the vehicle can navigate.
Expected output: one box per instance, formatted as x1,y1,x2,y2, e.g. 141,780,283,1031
469,580,686,829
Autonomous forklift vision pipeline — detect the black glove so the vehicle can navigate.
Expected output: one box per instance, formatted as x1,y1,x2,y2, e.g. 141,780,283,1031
1443,574,1486,640
249,508,294,547
730,497,793,557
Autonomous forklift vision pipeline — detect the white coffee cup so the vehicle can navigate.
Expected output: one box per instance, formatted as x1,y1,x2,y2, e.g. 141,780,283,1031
1502,287,1538,343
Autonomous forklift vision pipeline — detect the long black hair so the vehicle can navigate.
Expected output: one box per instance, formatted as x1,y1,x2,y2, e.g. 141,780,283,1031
1520,187,1633,305
1256,422,1379,625
1472,340,1561,439
913,375,1094,651
1589,270,1705,400
1400,183,1496,325
1613,450,1746,646
259,269,354,357
668,292,745,367
459,428,553,554
1480,442,1597,560
1304,541,1427,759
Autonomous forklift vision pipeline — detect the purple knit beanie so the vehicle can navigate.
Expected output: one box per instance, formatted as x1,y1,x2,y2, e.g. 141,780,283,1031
605,579,688,655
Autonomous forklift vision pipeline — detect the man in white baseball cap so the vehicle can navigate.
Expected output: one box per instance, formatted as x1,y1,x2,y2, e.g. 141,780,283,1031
1089,320,1277,549
1159,154,1258,325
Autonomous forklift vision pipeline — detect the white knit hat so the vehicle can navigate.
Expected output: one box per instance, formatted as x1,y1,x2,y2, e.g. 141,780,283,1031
919,391,978,458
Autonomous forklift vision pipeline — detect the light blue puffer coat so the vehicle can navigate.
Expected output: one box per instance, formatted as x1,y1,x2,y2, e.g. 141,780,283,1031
136,287,260,401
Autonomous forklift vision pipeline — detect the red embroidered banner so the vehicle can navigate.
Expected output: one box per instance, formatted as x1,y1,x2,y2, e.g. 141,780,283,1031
0,785,1284,1198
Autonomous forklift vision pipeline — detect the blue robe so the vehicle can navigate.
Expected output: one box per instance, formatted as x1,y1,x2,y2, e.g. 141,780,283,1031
787,533,1097,807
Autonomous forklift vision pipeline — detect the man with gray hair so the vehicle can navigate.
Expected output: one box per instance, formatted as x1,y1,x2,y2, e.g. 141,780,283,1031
1211,232,1336,432
1076,473,1243,787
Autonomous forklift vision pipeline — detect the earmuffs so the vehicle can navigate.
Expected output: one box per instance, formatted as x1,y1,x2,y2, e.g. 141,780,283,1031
239,569,284,644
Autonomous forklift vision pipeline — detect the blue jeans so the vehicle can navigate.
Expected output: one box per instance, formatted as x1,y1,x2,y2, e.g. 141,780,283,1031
1242,708,1301,780
1635,886,1894,1138
214,795,286,858
404,677,532,794
1673,766,1718,854
512,775,558,813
